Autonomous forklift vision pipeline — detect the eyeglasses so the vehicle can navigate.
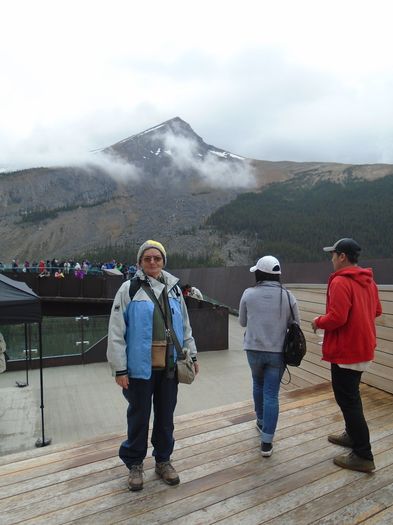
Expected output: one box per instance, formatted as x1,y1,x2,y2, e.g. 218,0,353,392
142,256,163,263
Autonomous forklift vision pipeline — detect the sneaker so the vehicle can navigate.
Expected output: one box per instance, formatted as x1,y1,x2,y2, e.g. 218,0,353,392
328,431,354,448
155,461,180,486
333,451,375,473
256,421,262,433
128,464,144,491
261,442,273,457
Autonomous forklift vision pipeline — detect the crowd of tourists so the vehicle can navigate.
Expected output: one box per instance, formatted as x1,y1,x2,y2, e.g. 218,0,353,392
0,258,137,279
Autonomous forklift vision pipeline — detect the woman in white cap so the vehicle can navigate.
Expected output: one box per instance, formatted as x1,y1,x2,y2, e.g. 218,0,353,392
239,255,300,457
107,240,198,491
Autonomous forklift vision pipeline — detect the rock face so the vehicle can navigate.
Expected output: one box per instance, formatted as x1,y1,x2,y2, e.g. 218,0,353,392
0,117,392,263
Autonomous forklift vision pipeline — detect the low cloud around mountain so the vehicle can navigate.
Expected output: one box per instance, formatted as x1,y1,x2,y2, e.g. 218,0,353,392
160,131,256,189
1,117,392,263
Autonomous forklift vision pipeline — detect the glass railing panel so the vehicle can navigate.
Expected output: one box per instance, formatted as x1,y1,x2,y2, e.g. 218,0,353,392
1,315,109,360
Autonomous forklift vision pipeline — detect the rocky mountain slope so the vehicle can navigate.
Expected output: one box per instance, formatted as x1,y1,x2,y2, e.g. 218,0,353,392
1,117,392,264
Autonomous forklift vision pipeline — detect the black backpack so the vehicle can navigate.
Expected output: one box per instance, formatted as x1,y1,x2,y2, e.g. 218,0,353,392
283,289,306,367
128,276,142,300
128,276,182,300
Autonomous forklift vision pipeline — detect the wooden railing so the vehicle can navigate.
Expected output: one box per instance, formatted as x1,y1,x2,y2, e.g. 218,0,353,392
289,285,393,394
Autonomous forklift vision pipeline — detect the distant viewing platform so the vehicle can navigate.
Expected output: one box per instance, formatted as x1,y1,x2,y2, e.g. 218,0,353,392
1,257,392,312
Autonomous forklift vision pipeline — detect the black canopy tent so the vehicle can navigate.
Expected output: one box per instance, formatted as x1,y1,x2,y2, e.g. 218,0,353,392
0,274,51,447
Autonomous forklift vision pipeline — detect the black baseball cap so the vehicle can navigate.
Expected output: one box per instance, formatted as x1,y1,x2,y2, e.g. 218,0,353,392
323,238,361,256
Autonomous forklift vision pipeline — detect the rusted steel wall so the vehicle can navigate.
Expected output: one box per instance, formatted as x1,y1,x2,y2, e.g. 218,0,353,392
172,258,393,311
2,257,392,313
184,296,228,351
0,272,123,299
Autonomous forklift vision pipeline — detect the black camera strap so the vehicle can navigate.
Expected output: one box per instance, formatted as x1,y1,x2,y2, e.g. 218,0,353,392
141,278,185,360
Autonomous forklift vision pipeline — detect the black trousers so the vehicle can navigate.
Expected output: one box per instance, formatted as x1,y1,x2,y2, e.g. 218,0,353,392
331,363,373,460
119,370,178,468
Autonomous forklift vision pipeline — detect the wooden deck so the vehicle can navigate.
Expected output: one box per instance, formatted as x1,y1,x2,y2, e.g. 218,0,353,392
1,382,393,524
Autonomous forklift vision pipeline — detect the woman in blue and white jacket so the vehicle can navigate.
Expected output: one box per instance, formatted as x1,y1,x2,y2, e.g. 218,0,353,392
107,240,198,491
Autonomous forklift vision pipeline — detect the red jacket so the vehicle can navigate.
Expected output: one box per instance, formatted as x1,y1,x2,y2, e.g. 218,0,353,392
315,266,382,364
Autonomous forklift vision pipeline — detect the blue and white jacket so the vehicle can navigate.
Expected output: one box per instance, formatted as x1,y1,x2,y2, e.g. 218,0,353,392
107,269,197,379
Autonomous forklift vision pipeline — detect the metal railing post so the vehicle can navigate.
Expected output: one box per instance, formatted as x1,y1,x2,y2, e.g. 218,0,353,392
35,322,51,447
75,316,90,363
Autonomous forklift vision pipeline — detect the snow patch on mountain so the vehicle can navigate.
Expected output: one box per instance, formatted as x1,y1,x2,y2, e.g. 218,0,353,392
209,149,245,160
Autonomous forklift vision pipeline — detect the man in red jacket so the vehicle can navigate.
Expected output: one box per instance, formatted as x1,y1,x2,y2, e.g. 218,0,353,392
311,238,382,473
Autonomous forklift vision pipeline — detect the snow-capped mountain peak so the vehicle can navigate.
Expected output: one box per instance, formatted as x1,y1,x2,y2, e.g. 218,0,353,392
103,117,245,165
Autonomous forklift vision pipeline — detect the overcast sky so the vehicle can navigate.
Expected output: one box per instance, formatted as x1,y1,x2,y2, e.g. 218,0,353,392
1,0,393,170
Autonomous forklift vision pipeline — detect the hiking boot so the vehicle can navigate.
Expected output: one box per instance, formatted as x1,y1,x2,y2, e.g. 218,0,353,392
155,461,180,485
333,451,375,473
261,442,273,457
328,431,354,448
256,421,262,433
127,464,144,491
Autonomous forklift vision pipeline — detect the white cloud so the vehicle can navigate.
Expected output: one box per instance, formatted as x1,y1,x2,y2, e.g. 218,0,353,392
86,153,142,183
1,0,393,167
162,132,256,188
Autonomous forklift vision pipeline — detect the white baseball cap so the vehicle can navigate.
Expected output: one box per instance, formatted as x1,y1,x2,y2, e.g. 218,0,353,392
250,255,281,274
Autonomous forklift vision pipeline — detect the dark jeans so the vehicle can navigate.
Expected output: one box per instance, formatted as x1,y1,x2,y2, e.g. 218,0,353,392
331,363,373,460
119,370,178,468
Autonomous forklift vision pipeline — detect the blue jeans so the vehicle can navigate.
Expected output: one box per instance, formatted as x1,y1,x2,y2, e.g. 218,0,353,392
246,350,285,443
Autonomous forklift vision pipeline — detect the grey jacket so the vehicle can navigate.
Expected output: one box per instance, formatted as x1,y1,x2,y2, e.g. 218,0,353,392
239,281,300,353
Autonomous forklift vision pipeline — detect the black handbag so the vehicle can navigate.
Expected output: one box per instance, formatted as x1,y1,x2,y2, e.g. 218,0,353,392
283,289,307,367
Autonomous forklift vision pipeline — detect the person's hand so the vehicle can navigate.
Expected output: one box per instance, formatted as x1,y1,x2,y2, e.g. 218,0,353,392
194,361,200,375
311,318,318,333
115,375,129,389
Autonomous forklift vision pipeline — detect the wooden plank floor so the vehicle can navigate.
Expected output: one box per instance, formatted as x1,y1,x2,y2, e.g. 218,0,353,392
1,383,393,524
